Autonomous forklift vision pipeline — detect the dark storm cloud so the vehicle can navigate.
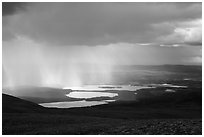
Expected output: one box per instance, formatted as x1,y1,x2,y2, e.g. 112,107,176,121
2,2,28,16
2,2,202,46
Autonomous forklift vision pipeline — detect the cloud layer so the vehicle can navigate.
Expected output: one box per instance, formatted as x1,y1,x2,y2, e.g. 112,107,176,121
2,2,202,46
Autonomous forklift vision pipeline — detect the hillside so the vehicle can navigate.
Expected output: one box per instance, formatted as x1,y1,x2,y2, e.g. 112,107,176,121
2,93,45,113
2,93,202,135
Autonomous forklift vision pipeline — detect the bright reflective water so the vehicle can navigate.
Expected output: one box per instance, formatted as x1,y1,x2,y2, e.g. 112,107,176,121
40,83,187,108
40,100,115,108
63,84,151,91
66,91,118,99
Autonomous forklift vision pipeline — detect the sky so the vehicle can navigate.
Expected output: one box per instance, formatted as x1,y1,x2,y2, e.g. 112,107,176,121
2,2,202,88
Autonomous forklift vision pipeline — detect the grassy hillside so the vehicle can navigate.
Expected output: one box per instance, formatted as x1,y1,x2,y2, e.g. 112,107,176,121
2,93,45,113
2,93,202,135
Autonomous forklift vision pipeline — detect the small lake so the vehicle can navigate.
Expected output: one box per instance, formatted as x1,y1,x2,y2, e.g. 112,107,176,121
40,100,115,108
63,84,151,91
66,91,118,99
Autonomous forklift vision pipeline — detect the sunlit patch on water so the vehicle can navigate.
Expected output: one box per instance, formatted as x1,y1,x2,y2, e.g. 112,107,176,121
165,89,176,92
104,100,116,102
62,84,156,102
183,78,201,81
161,83,187,88
63,84,152,91
149,83,187,88
66,91,118,99
183,78,191,81
39,100,115,108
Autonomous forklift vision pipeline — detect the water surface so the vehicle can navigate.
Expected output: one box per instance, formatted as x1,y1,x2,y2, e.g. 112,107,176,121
63,84,151,91
40,100,114,108
66,91,118,99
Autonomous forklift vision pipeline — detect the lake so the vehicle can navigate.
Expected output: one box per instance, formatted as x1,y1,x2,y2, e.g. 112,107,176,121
63,84,152,91
39,83,187,108
40,100,115,108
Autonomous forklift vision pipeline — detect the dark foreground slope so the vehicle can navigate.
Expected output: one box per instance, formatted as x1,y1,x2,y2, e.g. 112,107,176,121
2,93,202,135
2,93,45,113
3,113,201,135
